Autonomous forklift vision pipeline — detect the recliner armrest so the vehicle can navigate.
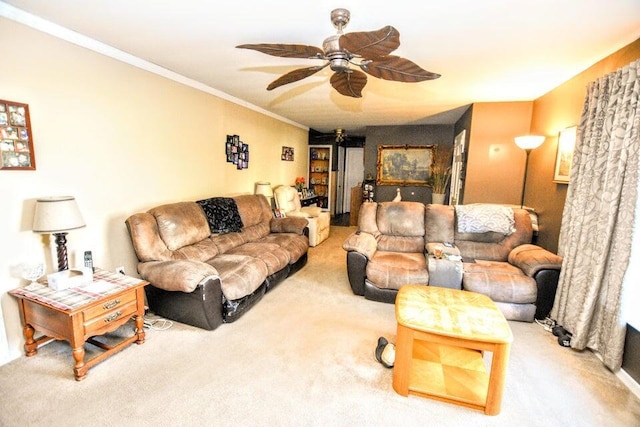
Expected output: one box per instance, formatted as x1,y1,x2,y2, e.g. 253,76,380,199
508,244,563,277
270,217,309,234
138,260,220,293
342,231,377,260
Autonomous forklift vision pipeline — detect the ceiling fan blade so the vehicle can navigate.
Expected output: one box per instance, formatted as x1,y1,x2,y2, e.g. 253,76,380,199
339,26,400,59
236,43,324,59
267,65,328,90
330,69,367,98
360,55,441,82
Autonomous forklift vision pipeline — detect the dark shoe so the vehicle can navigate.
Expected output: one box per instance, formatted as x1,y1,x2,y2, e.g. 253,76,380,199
375,337,395,368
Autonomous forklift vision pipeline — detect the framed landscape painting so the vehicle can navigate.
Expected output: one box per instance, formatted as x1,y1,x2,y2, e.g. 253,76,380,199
554,126,577,184
376,144,434,186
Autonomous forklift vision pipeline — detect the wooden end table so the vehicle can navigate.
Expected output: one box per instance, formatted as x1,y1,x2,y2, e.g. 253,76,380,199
10,268,147,381
392,285,513,415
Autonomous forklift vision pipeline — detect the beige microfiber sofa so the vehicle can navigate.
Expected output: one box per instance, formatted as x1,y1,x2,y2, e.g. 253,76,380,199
343,201,563,322
126,194,309,330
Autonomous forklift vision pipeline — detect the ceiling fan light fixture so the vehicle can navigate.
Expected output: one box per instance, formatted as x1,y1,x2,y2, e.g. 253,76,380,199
236,8,440,98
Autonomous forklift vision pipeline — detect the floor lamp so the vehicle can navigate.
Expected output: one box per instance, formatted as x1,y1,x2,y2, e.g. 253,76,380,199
514,136,545,208
33,196,86,271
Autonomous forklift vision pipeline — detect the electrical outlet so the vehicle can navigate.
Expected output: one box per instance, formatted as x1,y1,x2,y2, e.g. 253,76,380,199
115,266,125,275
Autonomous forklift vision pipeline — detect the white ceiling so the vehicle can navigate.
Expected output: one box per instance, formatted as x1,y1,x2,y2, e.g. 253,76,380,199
3,1,640,136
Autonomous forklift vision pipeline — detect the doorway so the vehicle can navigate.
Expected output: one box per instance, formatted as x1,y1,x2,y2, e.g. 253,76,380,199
343,147,364,213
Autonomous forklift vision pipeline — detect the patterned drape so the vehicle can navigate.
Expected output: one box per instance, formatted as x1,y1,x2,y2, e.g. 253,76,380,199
553,59,640,371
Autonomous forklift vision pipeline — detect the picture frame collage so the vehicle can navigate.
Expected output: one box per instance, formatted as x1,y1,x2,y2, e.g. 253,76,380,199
1,99,36,170
281,146,294,161
225,134,249,170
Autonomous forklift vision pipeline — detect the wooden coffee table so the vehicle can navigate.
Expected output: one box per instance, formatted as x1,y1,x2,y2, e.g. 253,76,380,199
392,285,513,415
10,269,147,381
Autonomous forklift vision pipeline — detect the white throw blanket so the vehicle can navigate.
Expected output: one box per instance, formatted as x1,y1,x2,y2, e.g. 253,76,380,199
455,204,515,235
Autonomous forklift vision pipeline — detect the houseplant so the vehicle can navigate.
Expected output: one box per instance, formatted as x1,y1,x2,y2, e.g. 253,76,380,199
295,176,306,193
429,146,452,204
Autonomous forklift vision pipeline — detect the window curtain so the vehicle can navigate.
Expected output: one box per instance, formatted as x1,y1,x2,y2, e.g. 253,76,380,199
553,58,640,371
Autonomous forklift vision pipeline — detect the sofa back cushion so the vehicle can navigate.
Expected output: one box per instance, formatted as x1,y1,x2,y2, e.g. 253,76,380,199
126,203,220,263
234,194,272,242
374,202,425,253
149,202,211,250
425,204,455,243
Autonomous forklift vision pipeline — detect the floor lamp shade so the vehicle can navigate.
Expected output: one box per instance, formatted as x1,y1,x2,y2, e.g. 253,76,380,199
514,136,545,208
33,196,86,271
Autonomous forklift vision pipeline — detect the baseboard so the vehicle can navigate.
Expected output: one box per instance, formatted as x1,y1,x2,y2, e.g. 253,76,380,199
617,368,640,400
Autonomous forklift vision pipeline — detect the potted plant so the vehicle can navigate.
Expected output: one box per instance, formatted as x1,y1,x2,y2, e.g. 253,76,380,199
295,176,306,194
429,146,452,204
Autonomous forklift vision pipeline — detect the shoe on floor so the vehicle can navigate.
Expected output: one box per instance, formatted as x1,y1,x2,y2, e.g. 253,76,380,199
375,337,395,368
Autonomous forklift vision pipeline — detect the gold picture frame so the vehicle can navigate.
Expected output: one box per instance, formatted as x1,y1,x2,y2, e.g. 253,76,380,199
376,144,434,186
554,126,577,184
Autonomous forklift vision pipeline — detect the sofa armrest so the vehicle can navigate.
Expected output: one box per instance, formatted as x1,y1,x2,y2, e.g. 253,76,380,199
138,260,220,293
342,231,378,260
426,242,461,258
270,217,308,234
508,244,563,277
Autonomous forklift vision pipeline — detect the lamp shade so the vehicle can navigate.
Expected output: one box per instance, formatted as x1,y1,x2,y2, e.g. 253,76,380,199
33,196,86,233
514,135,545,150
254,182,273,198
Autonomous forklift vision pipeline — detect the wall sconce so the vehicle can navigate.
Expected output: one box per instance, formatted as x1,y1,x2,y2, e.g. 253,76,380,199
33,196,86,271
254,181,274,208
514,135,545,208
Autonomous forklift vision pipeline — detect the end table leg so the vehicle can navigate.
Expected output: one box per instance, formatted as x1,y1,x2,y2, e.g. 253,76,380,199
134,315,145,345
72,346,87,381
23,324,38,356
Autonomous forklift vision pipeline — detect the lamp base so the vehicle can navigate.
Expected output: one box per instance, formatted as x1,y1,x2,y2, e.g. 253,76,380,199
53,232,69,271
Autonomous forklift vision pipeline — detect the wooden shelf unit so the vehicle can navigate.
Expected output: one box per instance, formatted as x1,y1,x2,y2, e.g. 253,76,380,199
308,145,332,211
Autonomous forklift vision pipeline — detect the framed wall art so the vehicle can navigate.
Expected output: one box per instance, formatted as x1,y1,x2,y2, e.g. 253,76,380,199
225,134,249,170
554,126,577,184
281,146,294,161
376,144,434,186
0,99,36,170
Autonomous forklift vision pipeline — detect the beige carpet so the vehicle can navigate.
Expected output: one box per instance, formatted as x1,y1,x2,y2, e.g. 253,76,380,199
1,226,639,426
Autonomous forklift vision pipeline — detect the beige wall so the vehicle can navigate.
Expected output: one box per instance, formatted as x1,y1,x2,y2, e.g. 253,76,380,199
528,38,640,252
464,101,534,204
0,19,309,362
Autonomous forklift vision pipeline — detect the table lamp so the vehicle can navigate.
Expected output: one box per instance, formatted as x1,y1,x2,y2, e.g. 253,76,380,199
255,181,274,208
33,196,86,271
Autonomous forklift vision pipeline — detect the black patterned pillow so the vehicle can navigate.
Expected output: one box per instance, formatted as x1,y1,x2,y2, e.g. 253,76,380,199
196,197,244,234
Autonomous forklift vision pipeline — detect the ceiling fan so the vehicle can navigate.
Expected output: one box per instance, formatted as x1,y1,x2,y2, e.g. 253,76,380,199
236,8,440,98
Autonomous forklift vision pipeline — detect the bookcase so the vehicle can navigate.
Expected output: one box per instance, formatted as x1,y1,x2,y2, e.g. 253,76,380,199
308,145,332,211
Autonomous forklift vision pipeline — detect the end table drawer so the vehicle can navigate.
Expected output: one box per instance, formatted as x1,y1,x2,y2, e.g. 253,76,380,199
83,290,137,322
84,300,137,335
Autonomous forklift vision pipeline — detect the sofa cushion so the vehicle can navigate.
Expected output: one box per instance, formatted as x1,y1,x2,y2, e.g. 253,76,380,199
425,204,455,244
462,260,537,304
235,194,272,229
149,202,211,251
366,251,428,290
227,242,290,275
259,233,309,264
207,254,268,301
378,235,425,253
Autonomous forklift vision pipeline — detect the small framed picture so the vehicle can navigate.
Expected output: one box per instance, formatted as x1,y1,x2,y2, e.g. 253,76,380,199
0,99,35,170
281,146,294,161
554,126,577,184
